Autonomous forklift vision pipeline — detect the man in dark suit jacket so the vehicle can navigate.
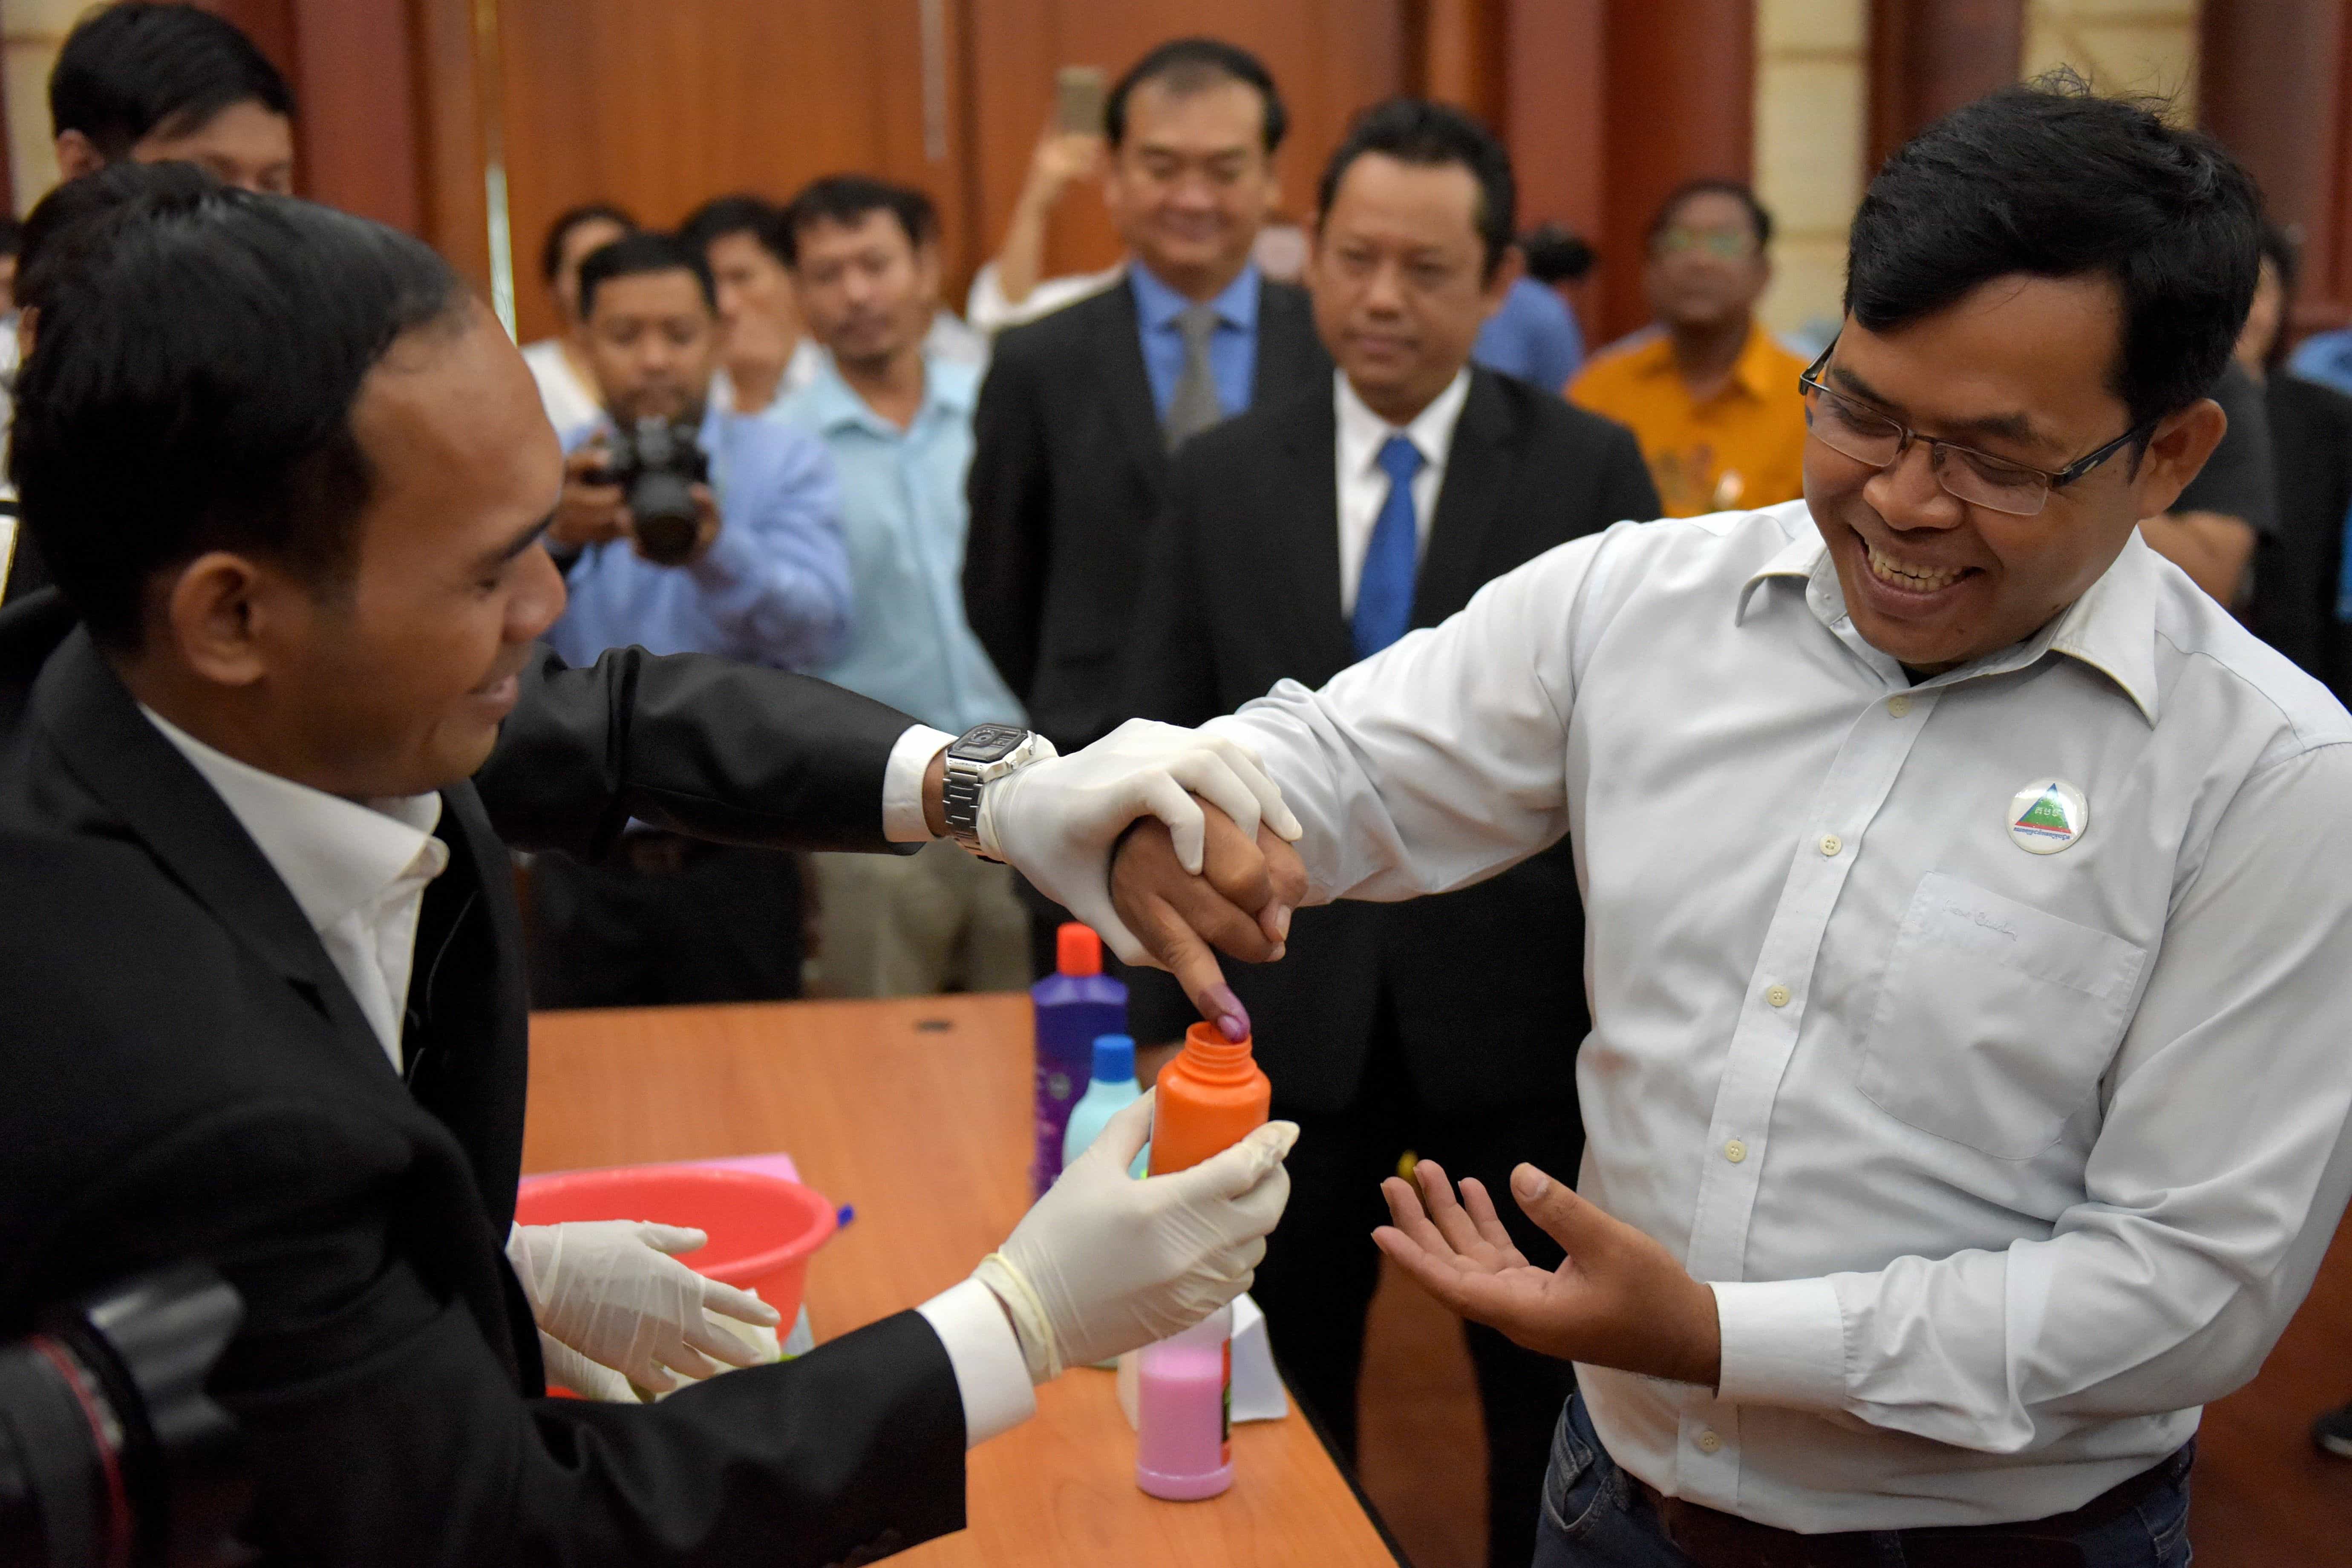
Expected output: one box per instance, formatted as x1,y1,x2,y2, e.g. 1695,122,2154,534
0,174,1300,1567
963,38,1330,757
1122,102,1658,1568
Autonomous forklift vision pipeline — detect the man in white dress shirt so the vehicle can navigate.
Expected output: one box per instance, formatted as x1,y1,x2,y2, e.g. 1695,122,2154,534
1108,77,2352,1563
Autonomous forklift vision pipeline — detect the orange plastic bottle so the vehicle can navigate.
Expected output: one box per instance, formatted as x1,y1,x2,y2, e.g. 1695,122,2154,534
1147,1022,1271,1176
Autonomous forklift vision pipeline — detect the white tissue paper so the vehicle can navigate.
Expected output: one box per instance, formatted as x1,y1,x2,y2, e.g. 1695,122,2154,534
639,1292,807,1401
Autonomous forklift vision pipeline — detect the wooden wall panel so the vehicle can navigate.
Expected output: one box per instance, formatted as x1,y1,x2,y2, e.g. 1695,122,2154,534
288,0,422,231
398,0,1755,348
1502,0,1607,246
490,0,975,345
2201,0,2352,333
1594,0,1755,343
1866,0,2024,176
962,0,1409,287
412,0,492,297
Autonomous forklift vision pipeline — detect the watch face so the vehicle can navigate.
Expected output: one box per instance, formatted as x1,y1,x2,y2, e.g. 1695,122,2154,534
955,726,1027,763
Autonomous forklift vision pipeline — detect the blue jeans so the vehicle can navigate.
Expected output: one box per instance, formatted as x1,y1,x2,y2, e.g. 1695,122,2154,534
1532,1392,2192,1568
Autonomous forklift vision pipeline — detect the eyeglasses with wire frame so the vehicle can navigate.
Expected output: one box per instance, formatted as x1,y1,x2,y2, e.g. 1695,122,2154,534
1797,341,2150,518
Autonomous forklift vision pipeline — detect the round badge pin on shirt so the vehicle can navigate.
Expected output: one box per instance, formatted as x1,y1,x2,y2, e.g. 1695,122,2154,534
2009,778,2088,855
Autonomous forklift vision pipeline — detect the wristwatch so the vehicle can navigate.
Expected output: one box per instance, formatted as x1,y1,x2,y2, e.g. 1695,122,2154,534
942,723,1050,859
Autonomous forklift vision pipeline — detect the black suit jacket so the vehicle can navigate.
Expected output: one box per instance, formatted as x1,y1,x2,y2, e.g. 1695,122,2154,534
1121,371,1660,1116
963,272,1329,750
2248,372,2352,705
0,596,965,1568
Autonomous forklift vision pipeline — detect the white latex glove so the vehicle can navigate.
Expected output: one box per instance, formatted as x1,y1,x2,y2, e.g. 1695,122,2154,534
537,1330,636,1403
978,718,1304,964
507,1220,781,1394
974,1090,1297,1381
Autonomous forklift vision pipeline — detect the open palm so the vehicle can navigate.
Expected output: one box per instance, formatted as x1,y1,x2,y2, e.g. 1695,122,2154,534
1372,1158,1723,1389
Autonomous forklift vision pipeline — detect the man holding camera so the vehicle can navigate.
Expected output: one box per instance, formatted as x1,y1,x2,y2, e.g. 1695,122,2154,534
535,229,852,1009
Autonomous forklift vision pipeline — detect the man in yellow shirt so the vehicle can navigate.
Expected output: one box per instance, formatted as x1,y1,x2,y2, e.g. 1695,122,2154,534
1569,181,1807,516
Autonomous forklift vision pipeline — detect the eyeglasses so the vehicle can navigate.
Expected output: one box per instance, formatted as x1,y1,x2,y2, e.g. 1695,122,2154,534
1797,341,2149,517
1653,227,1756,260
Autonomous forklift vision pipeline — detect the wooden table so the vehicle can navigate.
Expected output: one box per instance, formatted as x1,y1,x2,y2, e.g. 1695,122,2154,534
524,993,1404,1568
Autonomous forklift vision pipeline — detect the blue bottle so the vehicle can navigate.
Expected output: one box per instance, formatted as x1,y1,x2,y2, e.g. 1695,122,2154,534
1064,1034,1150,1176
1031,923,1127,1199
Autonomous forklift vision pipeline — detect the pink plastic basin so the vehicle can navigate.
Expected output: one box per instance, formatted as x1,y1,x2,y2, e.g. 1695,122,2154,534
513,1165,837,1324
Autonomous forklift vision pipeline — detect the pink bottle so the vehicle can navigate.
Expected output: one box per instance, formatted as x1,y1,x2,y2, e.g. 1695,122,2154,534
1135,1303,1235,1500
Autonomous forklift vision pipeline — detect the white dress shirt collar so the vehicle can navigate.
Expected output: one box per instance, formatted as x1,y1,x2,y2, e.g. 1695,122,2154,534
1335,365,1472,479
1740,515,2164,725
139,706,448,1067
1332,367,1473,613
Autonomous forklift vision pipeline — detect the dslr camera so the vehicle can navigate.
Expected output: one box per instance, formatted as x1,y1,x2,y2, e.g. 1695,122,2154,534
0,1265,245,1568
586,418,711,567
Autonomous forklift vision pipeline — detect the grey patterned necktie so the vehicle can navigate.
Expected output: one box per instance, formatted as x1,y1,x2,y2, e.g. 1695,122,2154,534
1163,302,1226,451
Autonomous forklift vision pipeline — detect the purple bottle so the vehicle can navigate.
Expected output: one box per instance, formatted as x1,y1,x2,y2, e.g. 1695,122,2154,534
1030,923,1127,1199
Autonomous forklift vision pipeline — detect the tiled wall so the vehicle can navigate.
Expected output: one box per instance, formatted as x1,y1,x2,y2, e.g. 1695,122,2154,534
2026,0,2200,120
1,0,78,216
1752,0,2202,346
1753,0,1865,346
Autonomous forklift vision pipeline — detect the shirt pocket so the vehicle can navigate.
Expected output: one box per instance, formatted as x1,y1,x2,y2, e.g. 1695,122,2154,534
1856,871,2147,1160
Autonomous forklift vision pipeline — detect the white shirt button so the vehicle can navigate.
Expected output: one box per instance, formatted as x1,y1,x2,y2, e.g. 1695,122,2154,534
1696,1430,1724,1454
1724,1139,1748,1164
1819,834,1842,857
1887,694,1912,717
1766,983,1791,1008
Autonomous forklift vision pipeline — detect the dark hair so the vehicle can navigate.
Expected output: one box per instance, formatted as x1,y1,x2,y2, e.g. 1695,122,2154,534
1104,37,1286,155
1317,98,1515,279
15,159,216,318
1648,179,1773,252
677,194,788,267
50,3,292,159
0,217,21,261
776,176,937,266
1521,222,1594,285
10,170,465,647
538,202,637,285
575,231,716,318
1846,72,2262,433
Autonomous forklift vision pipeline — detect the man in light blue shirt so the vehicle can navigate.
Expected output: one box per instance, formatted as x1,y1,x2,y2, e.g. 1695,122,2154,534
778,176,1029,998
534,231,852,1009
1472,221,1592,395
1473,275,1585,392
2291,325,2352,399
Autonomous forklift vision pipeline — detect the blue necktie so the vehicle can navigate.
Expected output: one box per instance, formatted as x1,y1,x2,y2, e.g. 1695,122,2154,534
1353,435,1425,659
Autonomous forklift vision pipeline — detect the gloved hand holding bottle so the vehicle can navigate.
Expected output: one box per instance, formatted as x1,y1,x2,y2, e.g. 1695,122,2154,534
972,1090,1297,1381
508,1219,782,1396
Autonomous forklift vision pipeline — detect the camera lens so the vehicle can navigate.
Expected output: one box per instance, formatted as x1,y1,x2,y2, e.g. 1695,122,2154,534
628,473,701,565
0,1334,127,1568
0,1265,244,1568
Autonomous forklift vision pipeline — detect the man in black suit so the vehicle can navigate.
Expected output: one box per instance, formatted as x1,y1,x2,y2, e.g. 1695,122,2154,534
1122,101,1658,1568
963,37,1329,758
0,173,1303,1566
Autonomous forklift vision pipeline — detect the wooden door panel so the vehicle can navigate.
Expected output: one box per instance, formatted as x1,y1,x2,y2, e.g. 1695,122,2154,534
494,0,965,343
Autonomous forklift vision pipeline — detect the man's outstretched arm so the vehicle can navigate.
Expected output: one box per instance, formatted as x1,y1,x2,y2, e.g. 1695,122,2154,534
484,641,1308,1031
1107,531,1617,1020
